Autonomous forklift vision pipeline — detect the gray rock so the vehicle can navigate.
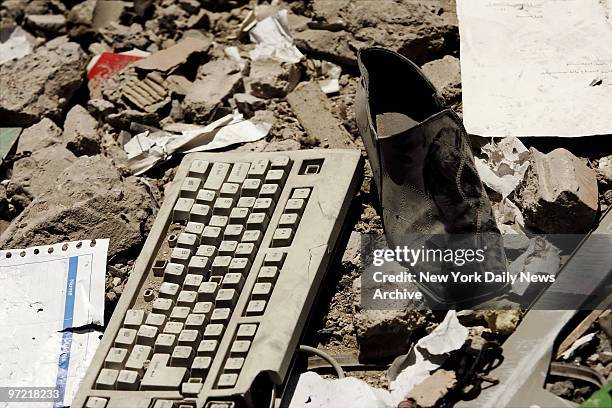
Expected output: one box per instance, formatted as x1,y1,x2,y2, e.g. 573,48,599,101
26,14,67,33
294,0,457,66
0,155,156,258
0,40,87,126
63,104,101,156
516,148,599,233
16,118,63,154
68,0,97,26
421,55,461,105
106,109,158,130
597,155,612,186
183,58,242,122
0,184,8,215
7,144,77,207
233,93,265,117
246,58,300,99
87,98,116,118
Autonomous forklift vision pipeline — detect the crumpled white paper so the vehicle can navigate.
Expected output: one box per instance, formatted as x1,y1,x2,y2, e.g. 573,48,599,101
508,236,561,296
249,10,304,63
0,26,33,65
560,332,596,360
288,311,468,408
124,111,271,175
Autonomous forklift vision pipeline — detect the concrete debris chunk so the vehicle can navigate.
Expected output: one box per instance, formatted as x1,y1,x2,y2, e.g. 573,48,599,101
0,40,87,126
0,155,156,258
63,104,101,156
233,93,266,117
183,58,243,122
92,0,127,30
106,109,158,130
483,309,520,335
26,14,67,34
15,118,63,154
421,55,461,106
247,58,300,99
515,148,598,233
68,0,97,26
405,369,457,408
287,82,355,148
136,36,211,73
293,0,457,65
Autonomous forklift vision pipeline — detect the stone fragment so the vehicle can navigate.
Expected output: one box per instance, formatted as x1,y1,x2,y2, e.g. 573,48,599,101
7,144,77,207
246,58,300,99
68,0,97,26
63,105,101,156
87,98,116,118
15,118,63,154
183,58,242,122
515,148,598,233
293,0,457,66
233,93,265,117
597,155,612,186
106,110,158,130
421,55,461,105
0,155,156,258
0,40,87,126
26,14,67,34
483,309,520,335
262,139,301,152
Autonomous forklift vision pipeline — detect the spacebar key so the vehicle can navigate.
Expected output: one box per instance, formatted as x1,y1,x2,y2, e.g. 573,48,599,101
140,353,187,390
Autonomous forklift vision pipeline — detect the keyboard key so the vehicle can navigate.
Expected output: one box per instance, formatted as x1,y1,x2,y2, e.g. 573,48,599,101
259,183,280,200
152,298,173,316
115,328,137,350
246,300,267,316
188,256,209,275
183,274,203,291
96,368,118,390
211,256,232,276
152,259,167,277
235,243,256,260
258,266,279,283
203,324,225,339
160,282,180,300
125,344,152,375
213,197,234,216
224,224,244,241
124,309,144,328
177,290,197,307
180,177,201,199
185,313,208,330
145,313,166,328
211,307,232,324
210,215,229,228
191,356,212,377
117,369,139,390
197,339,218,356
292,187,311,199
170,306,190,321
203,163,230,191
246,212,268,231
189,204,212,224
188,160,209,179
155,334,176,353
176,233,198,250
237,324,257,339
141,354,188,391
272,228,294,247
171,346,194,367
197,282,218,301
86,397,108,408
247,159,269,179
224,357,244,372
163,263,186,283
222,273,245,291
136,325,158,346
182,381,204,397
265,169,287,186
229,207,249,225
278,213,300,229
237,196,256,208
178,330,201,348
228,162,250,183
252,282,273,300
285,198,305,215
271,155,291,171
196,245,217,258
104,347,128,369
217,373,238,388
193,301,213,315
201,226,222,246
219,240,238,256
228,257,251,276
216,288,238,308
173,198,194,223
184,221,205,236
220,182,239,197
196,189,216,205
241,179,261,196
242,230,263,246
253,198,274,216
170,247,191,265
230,340,251,355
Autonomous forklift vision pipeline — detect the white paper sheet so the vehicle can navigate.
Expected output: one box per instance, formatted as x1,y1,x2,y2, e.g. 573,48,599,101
0,240,108,408
458,0,612,137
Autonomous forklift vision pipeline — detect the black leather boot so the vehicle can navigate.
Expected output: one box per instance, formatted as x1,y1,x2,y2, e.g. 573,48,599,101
355,47,509,308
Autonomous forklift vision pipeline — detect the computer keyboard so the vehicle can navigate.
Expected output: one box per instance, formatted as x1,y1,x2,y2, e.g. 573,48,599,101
73,149,362,408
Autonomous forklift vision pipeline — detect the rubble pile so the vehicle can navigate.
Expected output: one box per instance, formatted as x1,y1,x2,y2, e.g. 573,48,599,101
0,0,609,406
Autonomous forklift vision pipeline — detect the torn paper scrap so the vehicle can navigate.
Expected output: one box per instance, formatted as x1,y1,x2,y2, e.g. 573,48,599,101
125,112,271,175
289,372,394,408
508,236,561,296
318,61,342,94
249,10,304,63
389,310,468,404
561,332,596,360
458,0,612,137
475,137,530,199
0,26,33,65
0,239,108,408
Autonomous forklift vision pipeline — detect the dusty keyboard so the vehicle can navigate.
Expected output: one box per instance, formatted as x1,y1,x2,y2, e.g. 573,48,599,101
73,149,362,408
